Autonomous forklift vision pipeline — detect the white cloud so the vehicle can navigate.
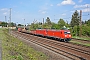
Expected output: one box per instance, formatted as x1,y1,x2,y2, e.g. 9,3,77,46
20,2,23,4
39,7,48,12
57,0,75,6
57,4,61,6
62,13,66,16
41,11,47,14
70,10,74,13
79,0,83,3
39,5,48,14
70,10,80,13
38,10,47,14
21,18,24,20
0,8,10,16
0,8,9,11
61,0,75,5
13,6,17,8
50,4,53,6
43,7,48,10
38,10,42,12
3,12,7,15
82,8,90,12
71,8,90,13
74,4,90,8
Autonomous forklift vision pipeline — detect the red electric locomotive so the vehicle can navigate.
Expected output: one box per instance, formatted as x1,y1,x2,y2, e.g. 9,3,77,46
34,29,71,42
36,29,47,36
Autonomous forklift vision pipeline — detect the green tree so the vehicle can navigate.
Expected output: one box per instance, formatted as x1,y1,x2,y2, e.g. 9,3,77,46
46,17,51,25
38,22,42,29
70,10,80,36
85,19,90,26
18,24,24,26
44,17,52,29
71,25,79,36
0,22,8,27
82,25,90,36
10,22,16,27
51,22,58,29
70,10,80,27
30,23,39,30
58,19,66,29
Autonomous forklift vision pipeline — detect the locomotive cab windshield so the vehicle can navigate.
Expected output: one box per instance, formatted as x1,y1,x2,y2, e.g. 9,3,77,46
64,31,70,34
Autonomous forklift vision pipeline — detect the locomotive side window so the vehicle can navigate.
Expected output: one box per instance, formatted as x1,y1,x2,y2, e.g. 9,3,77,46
61,32,62,34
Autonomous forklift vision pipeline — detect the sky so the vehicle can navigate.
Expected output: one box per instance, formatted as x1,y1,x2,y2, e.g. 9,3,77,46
0,0,90,25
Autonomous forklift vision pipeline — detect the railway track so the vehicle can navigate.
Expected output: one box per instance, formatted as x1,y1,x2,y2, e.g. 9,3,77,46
11,31,90,60
71,38,90,47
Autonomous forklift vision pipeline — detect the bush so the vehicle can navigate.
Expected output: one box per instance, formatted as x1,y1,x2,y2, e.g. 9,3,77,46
82,25,90,36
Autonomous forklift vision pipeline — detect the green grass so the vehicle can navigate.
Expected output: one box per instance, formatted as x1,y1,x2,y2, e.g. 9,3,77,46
72,36,90,41
0,28,48,60
70,40,90,47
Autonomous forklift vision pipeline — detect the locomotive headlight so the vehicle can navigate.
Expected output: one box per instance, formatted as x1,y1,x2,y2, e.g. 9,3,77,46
69,35,71,37
65,35,67,37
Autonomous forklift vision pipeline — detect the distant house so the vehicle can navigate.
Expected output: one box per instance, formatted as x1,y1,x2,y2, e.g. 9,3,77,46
0,21,2,24
0,21,2,28
0,26,2,28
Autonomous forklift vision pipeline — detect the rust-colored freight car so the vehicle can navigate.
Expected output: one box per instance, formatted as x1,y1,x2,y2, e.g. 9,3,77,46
18,28,22,32
18,28,71,42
